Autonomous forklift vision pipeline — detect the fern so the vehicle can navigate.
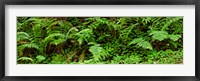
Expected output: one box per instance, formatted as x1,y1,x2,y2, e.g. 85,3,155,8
89,44,108,61
18,43,39,50
149,31,168,41
119,23,138,39
168,35,182,41
36,55,46,63
128,38,143,45
17,32,31,42
50,54,66,64
141,17,152,24
65,27,78,40
17,17,183,64
128,38,153,50
17,57,34,63
87,17,109,29
32,19,47,37
76,28,94,45
43,33,65,46
162,17,182,30
46,20,73,35
149,30,182,42
18,43,39,56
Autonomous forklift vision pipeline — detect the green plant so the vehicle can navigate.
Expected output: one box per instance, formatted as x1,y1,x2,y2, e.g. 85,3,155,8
50,54,66,64
17,57,34,64
89,43,108,61
17,17,183,64
36,55,46,63
128,38,153,50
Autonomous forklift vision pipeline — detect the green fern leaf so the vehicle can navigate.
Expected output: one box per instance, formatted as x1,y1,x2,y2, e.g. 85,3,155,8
66,27,78,40
169,41,178,48
36,55,46,62
162,17,182,30
168,35,181,41
17,32,30,41
43,33,65,46
17,57,34,62
149,31,168,41
76,28,93,43
128,38,152,50
77,37,83,45
128,38,143,46
48,21,58,27
18,43,39,50
89,44,107,61
77,28,93,35
50,39,65,45
137,41,153,50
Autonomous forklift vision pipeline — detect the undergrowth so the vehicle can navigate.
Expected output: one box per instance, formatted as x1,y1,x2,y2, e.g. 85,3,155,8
17,17,183,64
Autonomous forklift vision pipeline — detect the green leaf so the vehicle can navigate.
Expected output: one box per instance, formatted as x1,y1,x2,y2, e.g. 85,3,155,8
76,28,94,43
17,57,34,62
77,29,93,34
89,44,102,54
18,43,39,50
128,38,143,46
77,37,83,45
36,55,46,62
17,32,31,41
89,44,107,61
51,39,65,45
168,35,181,41
50,54,66,64
88,42,97,45
128,38,152,50
137,41,153,50
149,31,168,41
43,33,65,46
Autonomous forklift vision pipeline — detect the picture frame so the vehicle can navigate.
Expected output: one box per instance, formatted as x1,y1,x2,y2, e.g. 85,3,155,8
0,0,199,81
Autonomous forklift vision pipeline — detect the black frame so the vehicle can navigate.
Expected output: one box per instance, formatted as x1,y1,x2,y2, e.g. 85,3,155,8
0,0,199,81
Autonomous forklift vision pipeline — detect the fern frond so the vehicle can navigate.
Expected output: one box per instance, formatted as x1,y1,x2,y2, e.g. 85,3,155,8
162,17,182,30
89,44,108,61
50,39,65,45
65,27,78,40
137,41,153,50
46,20,70,34
128,38,152,50
17,32,31,41
77,38,83,45
18,43,39,56
168,41,178,48
76,28,94,44
48,21,59,28
43,33,65,46
87,17,111,29
77,28,93,35
17,57,34,62
17,32,30,37
95,17,109,24
168,35,182,41
36,55,46,62
149,31,168,41
141,17,152,24
18,43,39,50
128,38,143,46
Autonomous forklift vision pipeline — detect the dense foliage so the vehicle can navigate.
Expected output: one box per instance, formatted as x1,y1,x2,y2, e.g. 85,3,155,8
17,17,183,64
